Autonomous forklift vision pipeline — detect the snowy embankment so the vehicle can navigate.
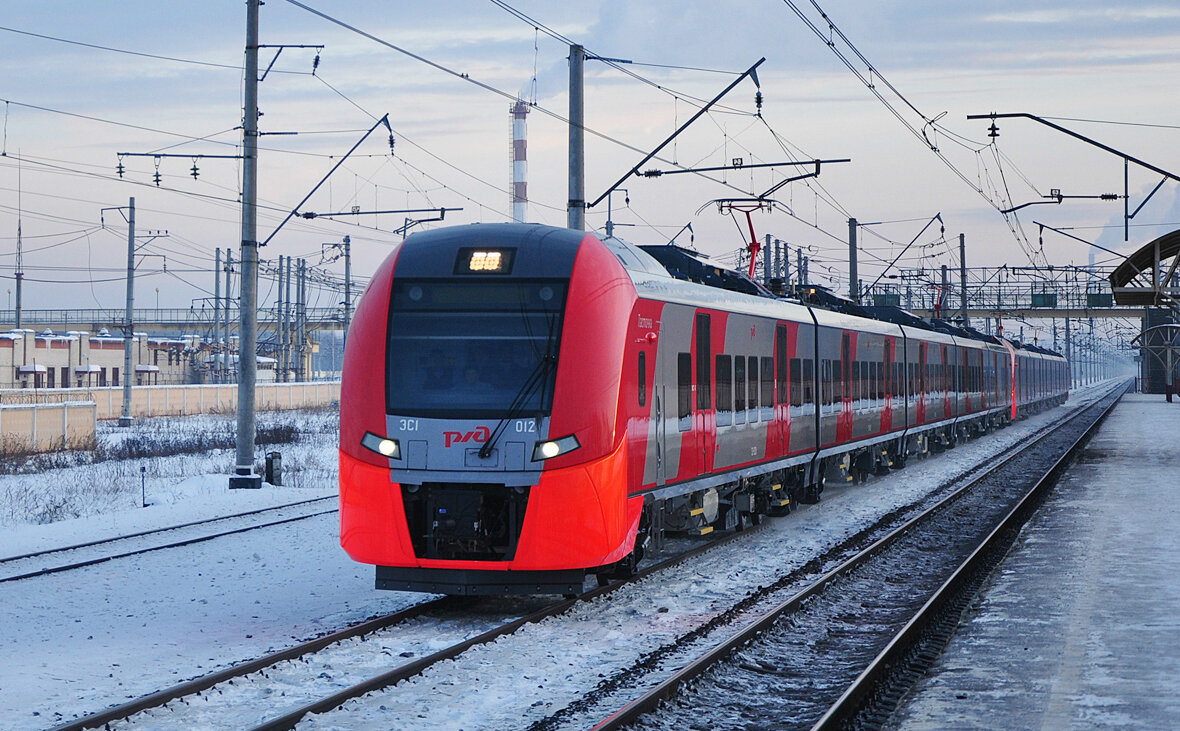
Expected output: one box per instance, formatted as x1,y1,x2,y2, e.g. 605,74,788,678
0,410,339,558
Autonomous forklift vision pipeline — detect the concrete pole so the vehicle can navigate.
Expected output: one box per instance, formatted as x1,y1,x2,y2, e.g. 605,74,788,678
298,258,307,382
119,196,135,427
277,255,285,384
797,249,804,287
232,0,261,488
213,248,221,383
848,217,859,303
223,248,233,382
567,44,585,231
283,258,292,382
343,235,352,347
1065,317,1072,386
764,234,772,286
940,264,949,320
959,233,968,327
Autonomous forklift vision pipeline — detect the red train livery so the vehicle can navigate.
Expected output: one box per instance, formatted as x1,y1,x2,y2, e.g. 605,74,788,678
339,223,1068,595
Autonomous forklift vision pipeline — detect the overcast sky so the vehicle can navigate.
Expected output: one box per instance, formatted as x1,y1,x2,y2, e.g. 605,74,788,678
2,1,1179,315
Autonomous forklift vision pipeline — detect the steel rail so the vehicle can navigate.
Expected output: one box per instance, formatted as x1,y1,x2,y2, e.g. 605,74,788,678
49,597,456,731
248,520,768,731
592,384,1124,730
56,512,765,731
1,505,337,584
0,495,335,565
811,381,1130,729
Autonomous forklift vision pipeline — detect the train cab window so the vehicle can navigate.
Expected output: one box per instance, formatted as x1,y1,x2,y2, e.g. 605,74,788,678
715,354,733,426
385,279,566,418
760,357,774,420
638,351,647,407
677,352,692,431
734,356,746,424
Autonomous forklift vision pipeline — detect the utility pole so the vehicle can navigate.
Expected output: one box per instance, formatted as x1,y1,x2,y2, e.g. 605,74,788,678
232,0,262,488
343,235,352,346
283,258,292,382
567,44,585,231
14,159,23,331
764,234,772,286
959,233,968,326
797,249,804,287
223,248,233,382
940,264,949,320
213,248,221,383
848,218,859,303
119,196,135,427
297,258,307,381
1065,317,1072,386
277,255,285,383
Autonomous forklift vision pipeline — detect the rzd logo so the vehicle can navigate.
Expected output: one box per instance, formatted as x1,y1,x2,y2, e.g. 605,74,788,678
443,426,490,448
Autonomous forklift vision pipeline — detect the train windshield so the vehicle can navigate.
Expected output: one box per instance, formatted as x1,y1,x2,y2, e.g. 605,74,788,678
385,279,567,418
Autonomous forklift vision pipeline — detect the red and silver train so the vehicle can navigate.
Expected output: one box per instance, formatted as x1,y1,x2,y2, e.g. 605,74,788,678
339,223,1068,595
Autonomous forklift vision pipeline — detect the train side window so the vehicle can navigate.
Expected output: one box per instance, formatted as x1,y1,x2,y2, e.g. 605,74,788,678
803,358,815,408
677,352,691,431
760,357,774,419
821,359,833,411
790,358,802,408
638,351,647,407
748,355,760,417
716,354,733,426
734,356,746,424
775,325,788,407
852,361,861,404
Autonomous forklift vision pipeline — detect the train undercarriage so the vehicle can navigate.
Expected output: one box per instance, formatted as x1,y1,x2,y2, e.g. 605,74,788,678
592,397,1064,587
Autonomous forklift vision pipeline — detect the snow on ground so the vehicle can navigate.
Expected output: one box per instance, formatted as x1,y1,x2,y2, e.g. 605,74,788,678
0,411,338,558
0,385,1119,729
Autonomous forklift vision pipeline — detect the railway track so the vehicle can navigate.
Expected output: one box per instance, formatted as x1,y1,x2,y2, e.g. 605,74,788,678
587,381,1128,730
52,384,1121,730
52,511,767,730
0,496,337,584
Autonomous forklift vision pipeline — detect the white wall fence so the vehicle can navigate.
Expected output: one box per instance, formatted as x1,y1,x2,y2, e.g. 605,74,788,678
0,382,340,453
0,401,98,454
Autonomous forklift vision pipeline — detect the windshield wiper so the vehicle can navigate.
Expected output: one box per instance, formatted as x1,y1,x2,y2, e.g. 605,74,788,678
478,352,555,459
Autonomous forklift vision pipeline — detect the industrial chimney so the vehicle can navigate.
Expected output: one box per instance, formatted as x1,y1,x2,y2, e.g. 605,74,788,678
511,100,529,223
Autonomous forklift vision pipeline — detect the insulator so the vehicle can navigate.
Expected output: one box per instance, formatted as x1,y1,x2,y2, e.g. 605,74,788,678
388,134,396,154
755,91,763,111
988,121,1000,139
116,161,125,178
153,170,162,187
191,162,200,180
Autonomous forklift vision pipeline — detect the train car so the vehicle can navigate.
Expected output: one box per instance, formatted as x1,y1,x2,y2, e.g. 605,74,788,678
339,223,1068,595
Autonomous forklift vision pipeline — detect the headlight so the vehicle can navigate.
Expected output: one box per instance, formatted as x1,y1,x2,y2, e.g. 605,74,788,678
361,431,401,460
532,434,580,461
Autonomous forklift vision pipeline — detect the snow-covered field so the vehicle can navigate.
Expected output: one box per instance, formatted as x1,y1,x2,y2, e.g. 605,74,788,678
0,385,1118,729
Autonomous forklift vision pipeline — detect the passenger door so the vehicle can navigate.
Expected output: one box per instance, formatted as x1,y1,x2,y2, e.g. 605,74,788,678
694,313,715,474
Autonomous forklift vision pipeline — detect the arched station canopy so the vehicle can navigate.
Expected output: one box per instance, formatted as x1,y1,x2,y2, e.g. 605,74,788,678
1109,229,1180,308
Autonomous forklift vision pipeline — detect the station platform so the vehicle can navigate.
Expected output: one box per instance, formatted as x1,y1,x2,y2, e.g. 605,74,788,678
894,392,1180,730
